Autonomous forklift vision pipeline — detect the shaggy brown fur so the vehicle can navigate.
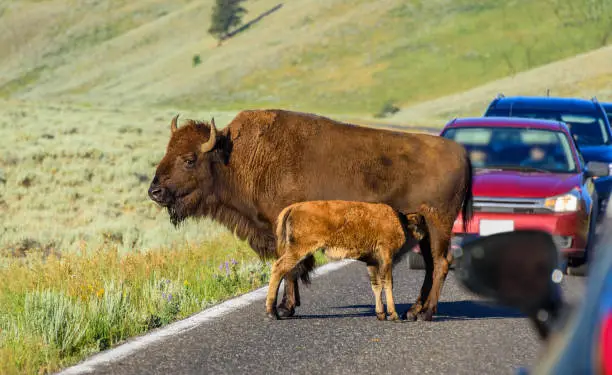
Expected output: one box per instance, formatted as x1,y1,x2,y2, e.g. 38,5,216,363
266,200,426,320
148,109,473,321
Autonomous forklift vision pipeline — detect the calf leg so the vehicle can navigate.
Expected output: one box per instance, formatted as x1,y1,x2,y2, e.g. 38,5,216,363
248,233,299,318
266,254,299,320
367,265,385,320
380,259,399,321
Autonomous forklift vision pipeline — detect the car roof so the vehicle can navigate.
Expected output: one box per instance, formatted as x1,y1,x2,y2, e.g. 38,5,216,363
488,95,602,113
601,102,612,111
443,116,568,131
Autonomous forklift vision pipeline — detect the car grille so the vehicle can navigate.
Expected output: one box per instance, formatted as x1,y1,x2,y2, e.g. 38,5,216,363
473,197,551,214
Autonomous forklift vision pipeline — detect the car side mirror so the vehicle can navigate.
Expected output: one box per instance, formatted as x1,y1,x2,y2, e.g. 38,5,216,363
585,161,610,178
455,230,563,318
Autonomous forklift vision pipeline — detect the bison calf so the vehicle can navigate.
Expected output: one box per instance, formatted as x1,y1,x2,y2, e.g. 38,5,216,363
265,200,425,321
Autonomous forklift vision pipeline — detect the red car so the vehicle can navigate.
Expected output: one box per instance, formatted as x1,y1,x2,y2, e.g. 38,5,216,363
408,117,609,275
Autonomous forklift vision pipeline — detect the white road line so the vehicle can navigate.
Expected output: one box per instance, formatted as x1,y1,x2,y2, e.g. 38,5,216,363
58,259,356,375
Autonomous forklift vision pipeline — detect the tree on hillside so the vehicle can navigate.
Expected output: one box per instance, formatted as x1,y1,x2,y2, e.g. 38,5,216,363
208,0,248,46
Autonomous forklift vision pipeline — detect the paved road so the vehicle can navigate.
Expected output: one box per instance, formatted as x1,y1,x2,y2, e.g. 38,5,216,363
62,257,586,375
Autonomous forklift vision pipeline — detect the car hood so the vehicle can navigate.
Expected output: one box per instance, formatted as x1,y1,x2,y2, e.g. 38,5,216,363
577,145,612,163
473,169,581,198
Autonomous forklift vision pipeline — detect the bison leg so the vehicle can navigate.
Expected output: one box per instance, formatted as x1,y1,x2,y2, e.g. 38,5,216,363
367,264,385,320
278,253,315,317
402,234,434,321
277,274,299,318
418,223,452,322
380,258,399,321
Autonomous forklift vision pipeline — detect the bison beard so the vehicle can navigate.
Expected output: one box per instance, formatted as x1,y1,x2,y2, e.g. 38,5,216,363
167,204,185,228
166,193,203,228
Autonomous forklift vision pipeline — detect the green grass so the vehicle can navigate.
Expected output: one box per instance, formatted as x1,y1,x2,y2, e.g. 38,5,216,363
0,232,328,374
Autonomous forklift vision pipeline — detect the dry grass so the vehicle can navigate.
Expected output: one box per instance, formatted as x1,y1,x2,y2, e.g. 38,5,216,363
0,99,243,252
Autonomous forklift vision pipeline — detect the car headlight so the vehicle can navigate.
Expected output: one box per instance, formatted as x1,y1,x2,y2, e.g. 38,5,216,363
544,189,581,213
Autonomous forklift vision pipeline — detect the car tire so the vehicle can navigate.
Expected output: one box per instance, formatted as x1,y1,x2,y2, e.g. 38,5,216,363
407,251,426,270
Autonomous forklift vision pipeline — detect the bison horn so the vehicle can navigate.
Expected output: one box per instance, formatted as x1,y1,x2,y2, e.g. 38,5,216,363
201,117,217,153
171,114,180,133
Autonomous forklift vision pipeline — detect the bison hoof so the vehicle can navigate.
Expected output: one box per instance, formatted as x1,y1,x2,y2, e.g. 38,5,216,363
277,306,295,318
401,310,418,322
417,309,434,322
376,312,387,321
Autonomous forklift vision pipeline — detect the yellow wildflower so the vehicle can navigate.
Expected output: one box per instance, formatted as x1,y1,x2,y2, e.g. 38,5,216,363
96,288,105,298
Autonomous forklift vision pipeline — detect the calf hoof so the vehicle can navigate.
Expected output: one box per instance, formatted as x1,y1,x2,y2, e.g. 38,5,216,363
277,305,295,318
417,309,434,322
388,313,400,321
376,312,387,321
266,311,280,320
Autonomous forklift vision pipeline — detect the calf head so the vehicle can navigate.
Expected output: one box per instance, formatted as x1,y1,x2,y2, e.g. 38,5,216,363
148,115,223,226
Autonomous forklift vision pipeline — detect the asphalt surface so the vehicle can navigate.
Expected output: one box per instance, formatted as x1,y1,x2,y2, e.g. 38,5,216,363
72,257,586,375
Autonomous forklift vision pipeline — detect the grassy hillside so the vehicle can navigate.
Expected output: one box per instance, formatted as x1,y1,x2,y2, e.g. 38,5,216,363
376,43,612,127
1,0,611,118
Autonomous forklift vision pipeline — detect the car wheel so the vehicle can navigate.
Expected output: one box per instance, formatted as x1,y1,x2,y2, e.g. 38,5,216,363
407,251,426,270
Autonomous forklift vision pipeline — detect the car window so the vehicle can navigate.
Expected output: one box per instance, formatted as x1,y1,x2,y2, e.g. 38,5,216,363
568,131,585,167
485,107,610,146
442,126,577,173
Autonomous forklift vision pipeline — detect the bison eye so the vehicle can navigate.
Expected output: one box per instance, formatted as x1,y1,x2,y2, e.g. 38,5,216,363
184,158,196,169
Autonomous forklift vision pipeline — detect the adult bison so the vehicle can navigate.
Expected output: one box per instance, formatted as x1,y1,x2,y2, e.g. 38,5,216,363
148,109,473,321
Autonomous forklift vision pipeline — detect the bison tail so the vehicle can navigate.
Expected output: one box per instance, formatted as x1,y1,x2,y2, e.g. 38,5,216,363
462,154,474,232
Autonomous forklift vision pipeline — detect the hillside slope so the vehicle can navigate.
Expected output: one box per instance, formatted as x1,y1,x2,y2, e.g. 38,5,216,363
1,0,611,117
373,43,612,127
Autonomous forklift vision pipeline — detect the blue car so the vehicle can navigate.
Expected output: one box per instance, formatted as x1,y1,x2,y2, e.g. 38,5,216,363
483,95,612,220
602,102,612,125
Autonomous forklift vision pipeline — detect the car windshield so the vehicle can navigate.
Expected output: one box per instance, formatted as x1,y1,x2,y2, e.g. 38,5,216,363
442,127,578,173
486,108,610,146
604,107,612,126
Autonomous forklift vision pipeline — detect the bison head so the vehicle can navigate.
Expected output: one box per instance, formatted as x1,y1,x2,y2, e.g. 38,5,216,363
148,114,220,227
